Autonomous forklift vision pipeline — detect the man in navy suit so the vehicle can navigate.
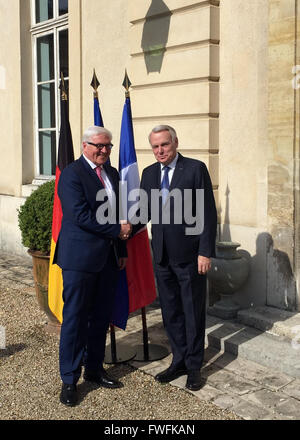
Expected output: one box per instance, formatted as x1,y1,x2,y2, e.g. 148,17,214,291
54,126,131,406
140,125,217,391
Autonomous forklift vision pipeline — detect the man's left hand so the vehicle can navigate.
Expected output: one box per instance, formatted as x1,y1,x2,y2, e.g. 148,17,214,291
118,257,128,270
198,255,211,274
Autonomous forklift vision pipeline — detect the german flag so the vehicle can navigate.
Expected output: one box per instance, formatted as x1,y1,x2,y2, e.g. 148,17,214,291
48,74,74,323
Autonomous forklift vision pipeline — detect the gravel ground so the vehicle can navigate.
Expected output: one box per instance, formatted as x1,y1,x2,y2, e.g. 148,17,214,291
0,276,241,421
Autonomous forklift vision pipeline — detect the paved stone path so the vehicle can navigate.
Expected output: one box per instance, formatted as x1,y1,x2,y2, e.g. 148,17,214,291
1,251,300,420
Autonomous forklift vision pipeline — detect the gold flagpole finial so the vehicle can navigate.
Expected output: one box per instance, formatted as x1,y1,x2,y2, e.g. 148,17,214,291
122,69,132,97
60,72,68,101
90,69,100,98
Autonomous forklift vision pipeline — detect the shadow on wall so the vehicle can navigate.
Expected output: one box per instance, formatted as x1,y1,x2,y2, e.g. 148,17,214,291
203,185,299,378
265,232,297,311
141,0,172,73
239,233,296,311
221,183,231,242
211,184,297,311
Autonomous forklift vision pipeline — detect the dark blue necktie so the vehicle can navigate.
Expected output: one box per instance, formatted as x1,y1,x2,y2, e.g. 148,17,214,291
161,166,170,204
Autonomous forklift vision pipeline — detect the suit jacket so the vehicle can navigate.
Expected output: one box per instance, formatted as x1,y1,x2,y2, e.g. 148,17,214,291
54,154,126,272
140,153,217,264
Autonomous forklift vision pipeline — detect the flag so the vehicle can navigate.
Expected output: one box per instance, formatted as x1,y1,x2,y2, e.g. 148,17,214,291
48,80,74,323
111,88,156,329
91,70,111,167
91,69,104,127
94,91,104,127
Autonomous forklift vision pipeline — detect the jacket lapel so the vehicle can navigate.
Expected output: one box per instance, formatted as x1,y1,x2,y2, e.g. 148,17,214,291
79,154,108,190
103,163,118,193
155,162,162,188
169,153,184,190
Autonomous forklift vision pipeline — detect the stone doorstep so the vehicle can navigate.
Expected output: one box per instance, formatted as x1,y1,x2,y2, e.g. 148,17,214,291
205,314,300,379
124,305,300,381
237,306,300,342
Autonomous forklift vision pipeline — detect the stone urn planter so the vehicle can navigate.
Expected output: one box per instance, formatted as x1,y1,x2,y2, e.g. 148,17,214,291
207,241,250,319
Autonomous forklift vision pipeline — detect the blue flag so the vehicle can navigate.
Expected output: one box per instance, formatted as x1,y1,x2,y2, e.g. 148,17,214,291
94,96,104,127
111,96,156,330
93,93,111,166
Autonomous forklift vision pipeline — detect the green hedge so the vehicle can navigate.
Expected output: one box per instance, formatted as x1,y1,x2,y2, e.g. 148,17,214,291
18,180,55,254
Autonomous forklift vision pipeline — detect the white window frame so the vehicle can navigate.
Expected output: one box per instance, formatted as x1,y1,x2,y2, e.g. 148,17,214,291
30,0,69,178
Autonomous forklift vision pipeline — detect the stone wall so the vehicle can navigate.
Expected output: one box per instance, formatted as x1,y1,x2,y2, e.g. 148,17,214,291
267,0,299,310
0,0,33,257
218,0,270,309
128,0,220,203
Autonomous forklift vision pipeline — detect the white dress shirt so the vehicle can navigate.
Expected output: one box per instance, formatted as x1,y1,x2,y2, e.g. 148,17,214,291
160,153,179,185
82,153,115,206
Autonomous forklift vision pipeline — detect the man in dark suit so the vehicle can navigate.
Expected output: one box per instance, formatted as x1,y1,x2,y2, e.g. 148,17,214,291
54,126,131,406
140,125,217,391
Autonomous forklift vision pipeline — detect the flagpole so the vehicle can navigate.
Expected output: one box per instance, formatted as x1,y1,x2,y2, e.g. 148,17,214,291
141,307,149,359
90,68,100,98
122,71,169,362
90,69,135,364
90,69,105,128
109,324,117,364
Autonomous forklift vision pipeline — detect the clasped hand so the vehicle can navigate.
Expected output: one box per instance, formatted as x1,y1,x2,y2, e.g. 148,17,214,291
119,221,132,240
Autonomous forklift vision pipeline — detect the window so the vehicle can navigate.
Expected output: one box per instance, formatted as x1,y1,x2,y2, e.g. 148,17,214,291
31,0,69,177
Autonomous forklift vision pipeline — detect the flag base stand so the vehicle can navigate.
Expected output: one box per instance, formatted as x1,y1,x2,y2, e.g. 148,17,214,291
133,343,169,362
133,307,169,361
104,325,136,364
104,344,136,364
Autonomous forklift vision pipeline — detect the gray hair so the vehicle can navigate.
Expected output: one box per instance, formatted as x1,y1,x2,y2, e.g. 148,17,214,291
82,126,112,144
148,125,177,144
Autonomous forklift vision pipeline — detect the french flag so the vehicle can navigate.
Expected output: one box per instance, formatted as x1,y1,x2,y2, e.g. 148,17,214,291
111,93,157,330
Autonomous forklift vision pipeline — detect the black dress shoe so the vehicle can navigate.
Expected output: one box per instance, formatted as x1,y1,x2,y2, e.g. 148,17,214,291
186,370,202,391
155,364,187,383
84,369,123,389
60,384,78,407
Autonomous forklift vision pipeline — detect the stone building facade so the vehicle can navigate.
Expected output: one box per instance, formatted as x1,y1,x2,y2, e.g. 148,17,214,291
0,0,298,312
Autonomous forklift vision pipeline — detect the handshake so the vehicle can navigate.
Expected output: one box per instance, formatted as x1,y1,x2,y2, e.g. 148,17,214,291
119,221,132,240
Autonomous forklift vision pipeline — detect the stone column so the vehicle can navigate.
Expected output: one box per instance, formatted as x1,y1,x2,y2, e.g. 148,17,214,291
267,0,299,310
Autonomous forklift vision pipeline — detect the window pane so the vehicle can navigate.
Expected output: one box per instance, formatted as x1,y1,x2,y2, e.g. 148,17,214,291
37,34,54,82
59,0,68,16
35,0,53,23
38,83,55,128
59,30,69,78
39,131,56,175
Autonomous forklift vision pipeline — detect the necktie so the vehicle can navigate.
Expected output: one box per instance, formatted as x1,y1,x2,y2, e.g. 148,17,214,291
95,166,106,187
161,166,170,204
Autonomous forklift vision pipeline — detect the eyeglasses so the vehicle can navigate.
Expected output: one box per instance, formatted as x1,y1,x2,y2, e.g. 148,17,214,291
86,142,113,150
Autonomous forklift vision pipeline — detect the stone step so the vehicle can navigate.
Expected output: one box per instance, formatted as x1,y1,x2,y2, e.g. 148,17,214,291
205,313,300,379
237,306,300,342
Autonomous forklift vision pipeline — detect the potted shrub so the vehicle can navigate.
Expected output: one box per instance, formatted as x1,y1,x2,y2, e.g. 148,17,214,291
18,180,59,328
